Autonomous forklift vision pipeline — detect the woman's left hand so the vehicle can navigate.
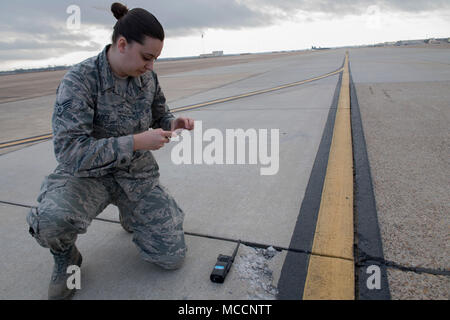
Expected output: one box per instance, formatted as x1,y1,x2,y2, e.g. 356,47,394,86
171,117,195,131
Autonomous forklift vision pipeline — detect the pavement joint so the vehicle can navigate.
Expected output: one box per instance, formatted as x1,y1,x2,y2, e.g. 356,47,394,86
355,249,450,277
0,199,358,263
10,198,445,275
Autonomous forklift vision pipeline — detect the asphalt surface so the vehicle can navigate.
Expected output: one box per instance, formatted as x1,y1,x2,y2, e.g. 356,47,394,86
0,47,448,299
350,47,449,299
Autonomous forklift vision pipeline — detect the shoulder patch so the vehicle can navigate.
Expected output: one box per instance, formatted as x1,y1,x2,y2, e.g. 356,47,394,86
56,100,72,115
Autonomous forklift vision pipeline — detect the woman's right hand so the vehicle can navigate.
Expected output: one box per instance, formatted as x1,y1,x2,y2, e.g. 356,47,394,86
133,129,173,151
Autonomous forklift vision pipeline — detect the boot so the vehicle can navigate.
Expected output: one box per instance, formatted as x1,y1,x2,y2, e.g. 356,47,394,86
48,245,82,300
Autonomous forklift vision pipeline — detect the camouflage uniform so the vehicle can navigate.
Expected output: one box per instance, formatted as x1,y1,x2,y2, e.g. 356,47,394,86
27,45,186,270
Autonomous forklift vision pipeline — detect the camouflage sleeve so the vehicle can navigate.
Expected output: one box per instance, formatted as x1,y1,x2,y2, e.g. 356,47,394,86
52,73,134,177
150,72,175,131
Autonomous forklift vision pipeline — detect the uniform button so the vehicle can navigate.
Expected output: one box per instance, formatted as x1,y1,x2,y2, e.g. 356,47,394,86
120,158,127,164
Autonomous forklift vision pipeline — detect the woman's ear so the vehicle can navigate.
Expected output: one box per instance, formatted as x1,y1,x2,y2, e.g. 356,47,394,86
117,36,128,54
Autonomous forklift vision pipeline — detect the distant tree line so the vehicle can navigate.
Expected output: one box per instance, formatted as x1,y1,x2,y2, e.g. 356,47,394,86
0,65,70,76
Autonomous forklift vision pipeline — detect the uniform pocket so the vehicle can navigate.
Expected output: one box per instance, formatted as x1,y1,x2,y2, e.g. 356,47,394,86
26,206,53,249
135,97,152,132
26,206,51,248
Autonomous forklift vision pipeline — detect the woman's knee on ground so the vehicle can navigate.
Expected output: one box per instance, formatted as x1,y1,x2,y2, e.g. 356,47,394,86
134,236,187,270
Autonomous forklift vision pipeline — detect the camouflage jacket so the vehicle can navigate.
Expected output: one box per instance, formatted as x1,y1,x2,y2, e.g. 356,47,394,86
52,45,174,198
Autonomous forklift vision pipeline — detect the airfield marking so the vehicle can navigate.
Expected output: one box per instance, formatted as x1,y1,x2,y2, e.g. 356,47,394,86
302,52,355,300
0,133,53,149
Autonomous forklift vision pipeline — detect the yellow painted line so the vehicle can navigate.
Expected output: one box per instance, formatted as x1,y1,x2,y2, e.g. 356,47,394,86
0,134,53,149
0,67,342,149
303,53,354,300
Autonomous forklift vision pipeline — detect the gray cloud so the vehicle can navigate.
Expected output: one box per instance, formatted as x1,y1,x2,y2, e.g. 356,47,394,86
0,1,105,63
1,0,449,68
4,0,449,38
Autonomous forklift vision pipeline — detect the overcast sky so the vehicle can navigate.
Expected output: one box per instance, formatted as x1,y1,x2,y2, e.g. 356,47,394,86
1,0,449,71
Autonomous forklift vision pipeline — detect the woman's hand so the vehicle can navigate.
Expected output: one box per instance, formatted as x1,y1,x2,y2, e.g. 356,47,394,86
171,117,195,131
133,129,173,151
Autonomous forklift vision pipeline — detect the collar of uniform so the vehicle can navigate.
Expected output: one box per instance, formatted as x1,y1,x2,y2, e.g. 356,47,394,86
98,44,115,92
99,44,147,92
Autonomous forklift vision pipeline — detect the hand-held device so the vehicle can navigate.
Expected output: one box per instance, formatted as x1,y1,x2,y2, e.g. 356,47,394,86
210,240,241,283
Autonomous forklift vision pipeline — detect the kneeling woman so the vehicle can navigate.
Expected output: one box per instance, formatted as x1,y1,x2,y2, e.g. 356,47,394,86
27,2,194,300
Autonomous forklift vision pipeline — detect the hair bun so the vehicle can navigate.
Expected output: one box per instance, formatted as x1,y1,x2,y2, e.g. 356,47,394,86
111,2,129,20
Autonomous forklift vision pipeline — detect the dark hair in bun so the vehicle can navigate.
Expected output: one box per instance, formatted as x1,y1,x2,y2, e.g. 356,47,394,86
111,2,164,44
111,2,128,20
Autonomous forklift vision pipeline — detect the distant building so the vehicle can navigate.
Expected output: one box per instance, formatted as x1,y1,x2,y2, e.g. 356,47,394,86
200,50,224,58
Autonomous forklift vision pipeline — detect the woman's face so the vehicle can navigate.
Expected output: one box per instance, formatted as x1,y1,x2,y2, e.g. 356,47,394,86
118,36,163,77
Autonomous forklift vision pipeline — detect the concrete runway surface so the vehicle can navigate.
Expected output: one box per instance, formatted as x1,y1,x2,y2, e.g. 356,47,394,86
0,47,448,299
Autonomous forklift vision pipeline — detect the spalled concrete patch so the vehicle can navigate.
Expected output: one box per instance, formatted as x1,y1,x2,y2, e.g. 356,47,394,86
234,245,281,300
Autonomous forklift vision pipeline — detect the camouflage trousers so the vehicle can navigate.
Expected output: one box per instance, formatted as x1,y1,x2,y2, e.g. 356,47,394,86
26,173,186,270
